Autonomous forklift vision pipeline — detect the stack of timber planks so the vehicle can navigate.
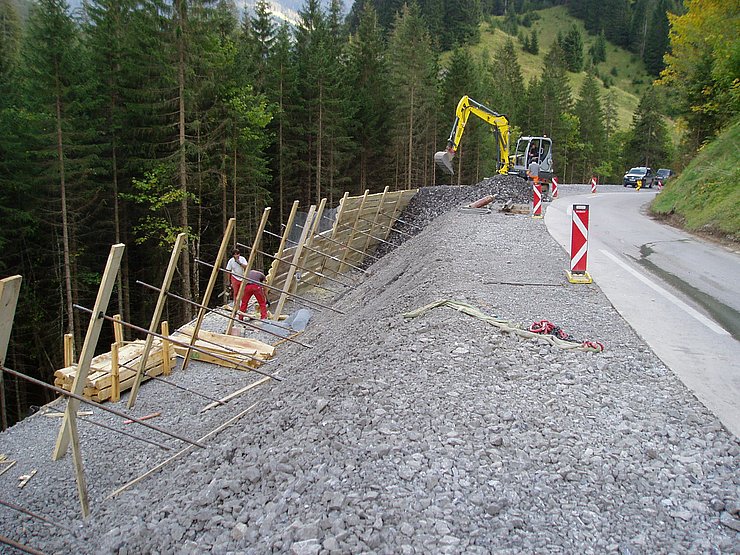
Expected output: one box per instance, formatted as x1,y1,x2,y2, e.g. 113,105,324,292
54,339,173,402
171,326,275,369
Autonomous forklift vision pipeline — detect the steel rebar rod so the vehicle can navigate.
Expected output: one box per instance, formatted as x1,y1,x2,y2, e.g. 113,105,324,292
47,410,172,452
356,215,415,238
113,357,225,407
386,214,423,230
0,365,206,448
331,222,393,246
0,499,72,532
136,280,311,348
72,305,282,382
195,259,345,315
0,534,46,555
237,239,354,288
282,222,379,265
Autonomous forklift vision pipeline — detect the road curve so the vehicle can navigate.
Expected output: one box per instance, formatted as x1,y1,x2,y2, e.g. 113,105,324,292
544,185,740,438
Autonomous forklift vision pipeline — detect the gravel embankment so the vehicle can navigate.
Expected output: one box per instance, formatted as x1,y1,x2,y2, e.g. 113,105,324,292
0,178,738,554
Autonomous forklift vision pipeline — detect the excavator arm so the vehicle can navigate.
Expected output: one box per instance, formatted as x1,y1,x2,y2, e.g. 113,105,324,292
434,95,510,175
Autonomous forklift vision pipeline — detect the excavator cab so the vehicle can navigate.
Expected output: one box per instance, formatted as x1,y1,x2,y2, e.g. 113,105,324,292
510,136,553,180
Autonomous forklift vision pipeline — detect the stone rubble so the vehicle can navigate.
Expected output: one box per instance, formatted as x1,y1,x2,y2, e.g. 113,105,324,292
0,178,737,554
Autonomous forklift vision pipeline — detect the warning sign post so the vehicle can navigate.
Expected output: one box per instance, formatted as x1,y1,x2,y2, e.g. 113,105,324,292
567,204,593,284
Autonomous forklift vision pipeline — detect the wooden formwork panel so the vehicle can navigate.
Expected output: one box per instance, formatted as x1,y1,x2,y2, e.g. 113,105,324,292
263,189,417,300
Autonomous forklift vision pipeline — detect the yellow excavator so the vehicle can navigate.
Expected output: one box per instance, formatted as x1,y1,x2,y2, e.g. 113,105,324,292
434,95,554,182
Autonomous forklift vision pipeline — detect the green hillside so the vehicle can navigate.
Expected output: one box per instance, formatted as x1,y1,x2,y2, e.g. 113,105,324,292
650,121,740,244
469,6,653,131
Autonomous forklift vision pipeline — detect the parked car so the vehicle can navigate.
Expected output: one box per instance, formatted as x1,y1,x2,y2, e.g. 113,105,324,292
623,166,656,188
656,168,673,183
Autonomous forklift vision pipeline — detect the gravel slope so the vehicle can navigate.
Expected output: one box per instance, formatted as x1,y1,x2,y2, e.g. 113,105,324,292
1,180,738,555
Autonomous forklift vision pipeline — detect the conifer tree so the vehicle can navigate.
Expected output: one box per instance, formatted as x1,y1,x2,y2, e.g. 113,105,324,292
387,2,438,189
574,73,606,180
20,0,86,346
561,25,584,73
624,87,671,168
643,0,670,76
440,47,484,184
346,2,390,193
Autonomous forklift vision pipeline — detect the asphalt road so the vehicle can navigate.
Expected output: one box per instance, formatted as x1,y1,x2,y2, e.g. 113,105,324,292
544,185,740,439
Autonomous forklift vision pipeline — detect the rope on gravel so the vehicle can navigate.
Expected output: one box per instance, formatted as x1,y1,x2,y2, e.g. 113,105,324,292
402,299,604,352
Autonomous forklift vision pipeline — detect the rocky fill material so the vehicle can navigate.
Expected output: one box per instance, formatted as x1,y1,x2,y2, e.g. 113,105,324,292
0,178,738,554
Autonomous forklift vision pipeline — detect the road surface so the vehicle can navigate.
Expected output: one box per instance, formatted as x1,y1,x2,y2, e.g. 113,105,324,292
545,185,740,438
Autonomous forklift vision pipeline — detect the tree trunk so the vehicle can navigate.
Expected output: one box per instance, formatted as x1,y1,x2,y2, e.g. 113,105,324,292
177,0,192,315
316,82,323,202
55,73,76,346
407,86,414,190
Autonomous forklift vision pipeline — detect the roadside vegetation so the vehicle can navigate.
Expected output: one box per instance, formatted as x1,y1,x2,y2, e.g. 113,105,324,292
651,121,740,244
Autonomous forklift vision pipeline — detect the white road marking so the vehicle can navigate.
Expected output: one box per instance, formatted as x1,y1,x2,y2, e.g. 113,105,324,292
600,249,730,336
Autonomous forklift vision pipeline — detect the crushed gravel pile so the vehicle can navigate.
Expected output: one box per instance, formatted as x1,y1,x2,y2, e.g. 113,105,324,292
1,183,738,555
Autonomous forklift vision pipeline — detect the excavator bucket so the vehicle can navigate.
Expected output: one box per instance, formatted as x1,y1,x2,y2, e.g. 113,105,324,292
434,150,455,175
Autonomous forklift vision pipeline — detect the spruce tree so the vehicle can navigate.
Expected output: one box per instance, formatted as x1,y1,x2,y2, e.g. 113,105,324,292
20,0,86,346
561,25,584,73
387,2,438,189
574,73,606,180
346,2,390,193
440,47,484,184
643,0,670,76
624,87,671,168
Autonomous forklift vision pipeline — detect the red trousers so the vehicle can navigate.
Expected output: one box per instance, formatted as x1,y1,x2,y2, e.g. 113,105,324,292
231,276,267,319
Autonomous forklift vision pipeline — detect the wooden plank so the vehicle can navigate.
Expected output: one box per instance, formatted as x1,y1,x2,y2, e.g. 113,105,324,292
226,207,271,334
112,314,123,346
128,232,186,408
176,325,275,356
161,321,172,376
274,205,316,320
110,343,120,402
0,275,21,431
338,191,368,274
53,244,124,461
265,200,299,298
182,219,235,371
200,375,272,412
63,333,74,367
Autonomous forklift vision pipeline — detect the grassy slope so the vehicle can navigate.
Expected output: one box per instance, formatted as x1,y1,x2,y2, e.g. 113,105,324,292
650,121,740,244
466,6,653,131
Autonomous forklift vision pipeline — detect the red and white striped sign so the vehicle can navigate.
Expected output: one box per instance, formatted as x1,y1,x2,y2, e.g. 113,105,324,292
532,181,542,218
570,204,590,274
590,176,597,194
551,177,559,198
657,179,663,190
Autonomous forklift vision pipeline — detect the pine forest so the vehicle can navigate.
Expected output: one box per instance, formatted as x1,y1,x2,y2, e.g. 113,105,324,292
0,0,737,426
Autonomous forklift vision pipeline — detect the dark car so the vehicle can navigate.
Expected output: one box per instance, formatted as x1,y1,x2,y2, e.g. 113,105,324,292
623,166,656,188
656,168,673,183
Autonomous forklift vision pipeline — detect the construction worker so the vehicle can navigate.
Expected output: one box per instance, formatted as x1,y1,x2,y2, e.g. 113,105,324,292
243,269,268,320
226,249,249,320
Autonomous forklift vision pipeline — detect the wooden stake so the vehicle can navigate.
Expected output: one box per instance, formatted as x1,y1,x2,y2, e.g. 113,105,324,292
112,314,124,346
338,190,369,274
265,201,299,315
63,333,74,367
53,244,124,460
0,275,22,432
274,205,316,320
110,343,120,403
182,219,235,371
226,207,271,334
161,321,172,376
127,233,185,408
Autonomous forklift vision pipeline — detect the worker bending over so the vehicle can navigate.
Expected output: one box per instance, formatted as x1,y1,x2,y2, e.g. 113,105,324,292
226,249,268,320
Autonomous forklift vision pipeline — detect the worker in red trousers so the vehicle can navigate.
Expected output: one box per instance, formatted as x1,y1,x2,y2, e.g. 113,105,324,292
226,250,268,320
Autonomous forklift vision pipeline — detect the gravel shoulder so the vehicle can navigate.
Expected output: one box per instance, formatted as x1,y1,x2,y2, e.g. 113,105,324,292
1,181,738,554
